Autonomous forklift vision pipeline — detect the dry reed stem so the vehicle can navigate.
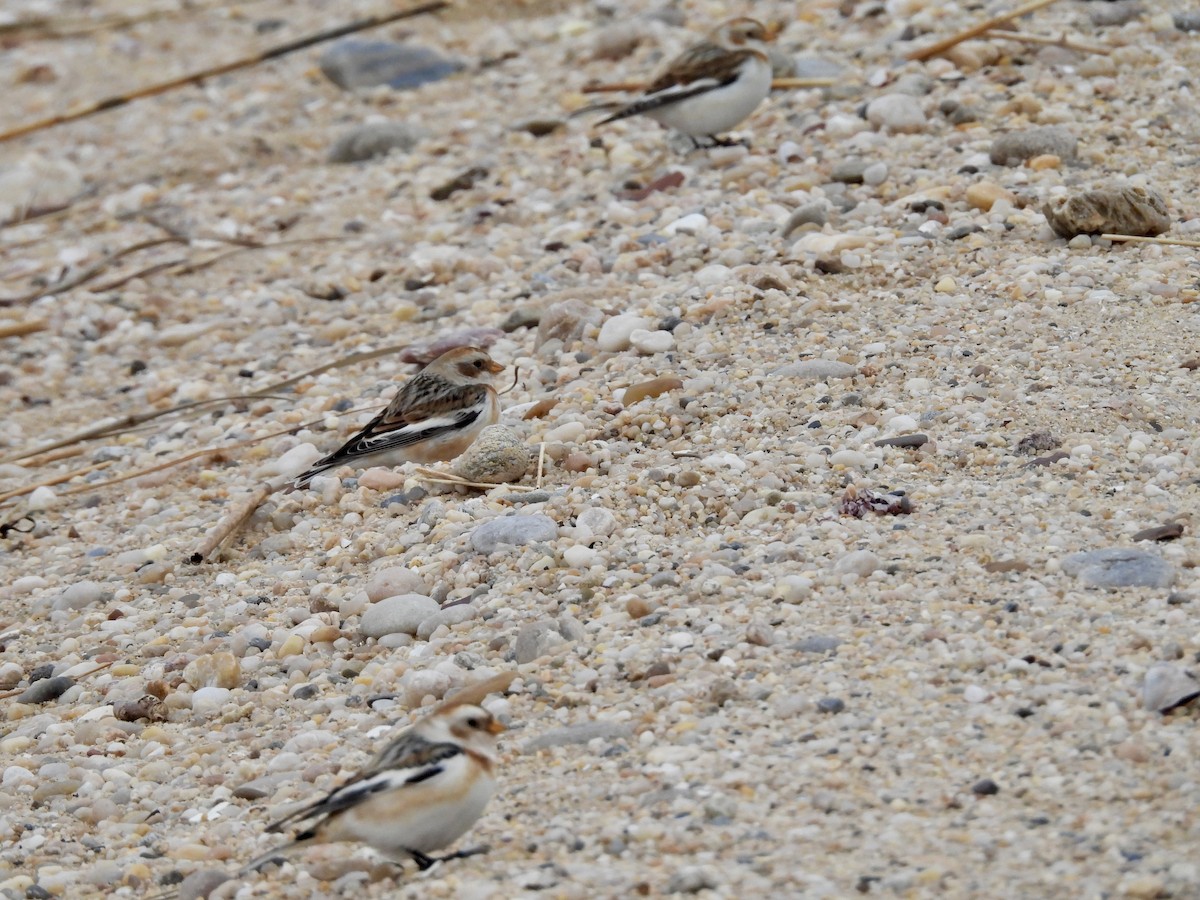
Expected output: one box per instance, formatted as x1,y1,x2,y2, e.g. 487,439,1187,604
907,0,1063,61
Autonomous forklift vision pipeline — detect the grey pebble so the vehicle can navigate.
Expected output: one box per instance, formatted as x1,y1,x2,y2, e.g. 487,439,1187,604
53,580,105,611
817,697,846,713
319,40,462,91
470,514,558,553
781,203,828,237
328,122,425,164
177,869,233,900
416,603,478,640
522,721,633,752
794,635,842,654
989,125,1076,166
1142,662,1200,712
773,360,857,380
360,594,440,638
665,866,719,894
452,425,532,484
1060,547,1176,589
17,676,74,704
874,433,928,449
514,620,572,664
832,158,867,184
1090,1,1141,26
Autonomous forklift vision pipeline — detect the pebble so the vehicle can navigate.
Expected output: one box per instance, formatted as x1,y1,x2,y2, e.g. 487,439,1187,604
190,686,231,717
972,778,1000,796
817,697,845,713
452,425,532,484
536,299,603,349
1142,663,1200,712
833,550,883,576
781,203,828,236
177,870,232,900
665,867,719,894
52,580,104,611
270,443,323,479
470,514,558,552
963,685,988,703
514,620,570,664
989,126,1077,166
794,635,841,654
26,486,58,510
775,575,813,602
183,652,241,690
865,94,927,133
416,603,478,640
1060,548,1176,589
319,40,463,91
831,158,867,184
360,594,441,638
328,122,425,163
1043,185,1170,239
662,213,708,236
966,181,1016,212
16,676,73,704
773,360,857,380
522,721,633,752
598,315,653,352
622,376,683,406
11,575,48,594
365,566,429,602
862,162,888,186
629,329,675,354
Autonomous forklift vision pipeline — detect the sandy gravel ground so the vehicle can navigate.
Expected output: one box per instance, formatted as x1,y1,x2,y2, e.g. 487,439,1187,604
1,0,1198,897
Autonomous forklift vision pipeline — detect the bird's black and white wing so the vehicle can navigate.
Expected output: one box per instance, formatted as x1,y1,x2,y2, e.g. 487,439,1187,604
265,733,463,837
600,43,758,124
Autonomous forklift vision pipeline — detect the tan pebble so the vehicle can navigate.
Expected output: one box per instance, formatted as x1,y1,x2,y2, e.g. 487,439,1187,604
1027,153,1061,171
623,376,684,406
175,844,219,861
111,664,139,677
1121,876,1165,899
1112,740,1151,763
646,674,677,688
358,468,407,491
675,471,701,487
309,625,341,644
182,652,241,690
965,181,1016,212
561,452,595,472
278,634,306,657
122,863,152,885
626,598,652,619
522,398,558,420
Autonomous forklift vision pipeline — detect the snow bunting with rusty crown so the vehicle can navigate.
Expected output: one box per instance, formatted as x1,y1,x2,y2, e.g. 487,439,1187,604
239,673,515,877
598,17,774,147
291,346,504,490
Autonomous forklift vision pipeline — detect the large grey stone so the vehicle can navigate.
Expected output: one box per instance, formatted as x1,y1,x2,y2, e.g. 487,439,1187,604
470,514,558,553
360,594,440,638
1061,547,1175,588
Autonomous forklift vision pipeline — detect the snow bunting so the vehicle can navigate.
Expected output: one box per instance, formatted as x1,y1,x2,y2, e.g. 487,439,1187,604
240,673,516,877
597,17,774,147
291,346,504,490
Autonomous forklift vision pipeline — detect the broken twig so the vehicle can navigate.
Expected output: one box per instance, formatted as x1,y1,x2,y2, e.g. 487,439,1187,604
1102,233,1200,249
907,0,1063,62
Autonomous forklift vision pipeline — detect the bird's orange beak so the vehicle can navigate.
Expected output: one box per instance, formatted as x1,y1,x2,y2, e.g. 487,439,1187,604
486,719,506,735
485,359,505,375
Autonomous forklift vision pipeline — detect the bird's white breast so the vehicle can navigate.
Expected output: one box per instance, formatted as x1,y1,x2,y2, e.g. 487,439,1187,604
648,54,772,136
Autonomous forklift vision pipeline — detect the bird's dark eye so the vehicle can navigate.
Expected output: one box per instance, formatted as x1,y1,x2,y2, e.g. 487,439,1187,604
473,359,485,369
466,717,480,728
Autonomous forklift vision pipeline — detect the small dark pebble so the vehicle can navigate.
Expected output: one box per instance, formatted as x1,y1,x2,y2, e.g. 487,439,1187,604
500,307,541,332
17,676,73,704
946,224,983,240
430,166,488,201
291,684,319,700
1016,431,1060,455
817,697,845,713
381,486,428,508
29,663,55,682
807,420,822,429
972,778,1000,796
1175,12,1200,31
248,637,272,652
233,783,271,801
1131,522,1185,542
515,119,564,136
128,360,147,375
874,433,928,449
1015,707,1035,718
659,315,683,332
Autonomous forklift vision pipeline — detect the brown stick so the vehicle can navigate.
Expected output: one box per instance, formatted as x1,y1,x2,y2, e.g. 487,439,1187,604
581,77,834,94
0,1,450,144
0,461,113,503
188,483,277,563
1102,233,1200,248
983,29,1111,54
0,237,184,307
0,318,48,339
907,0,1063,61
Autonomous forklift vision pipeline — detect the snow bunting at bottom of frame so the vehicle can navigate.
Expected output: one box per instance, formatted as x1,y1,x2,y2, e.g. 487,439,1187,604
290,346,504,491
241,673,515,879
596,17,775,147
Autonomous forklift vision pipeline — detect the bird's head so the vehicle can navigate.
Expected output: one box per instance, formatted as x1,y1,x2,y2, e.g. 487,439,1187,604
713,17,775,48
427,347,506,385
423,704,506,759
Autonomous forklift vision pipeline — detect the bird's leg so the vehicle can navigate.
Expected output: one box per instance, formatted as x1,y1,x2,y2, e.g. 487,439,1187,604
708,134,749,149
409,850,436,871
412,846,490,870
